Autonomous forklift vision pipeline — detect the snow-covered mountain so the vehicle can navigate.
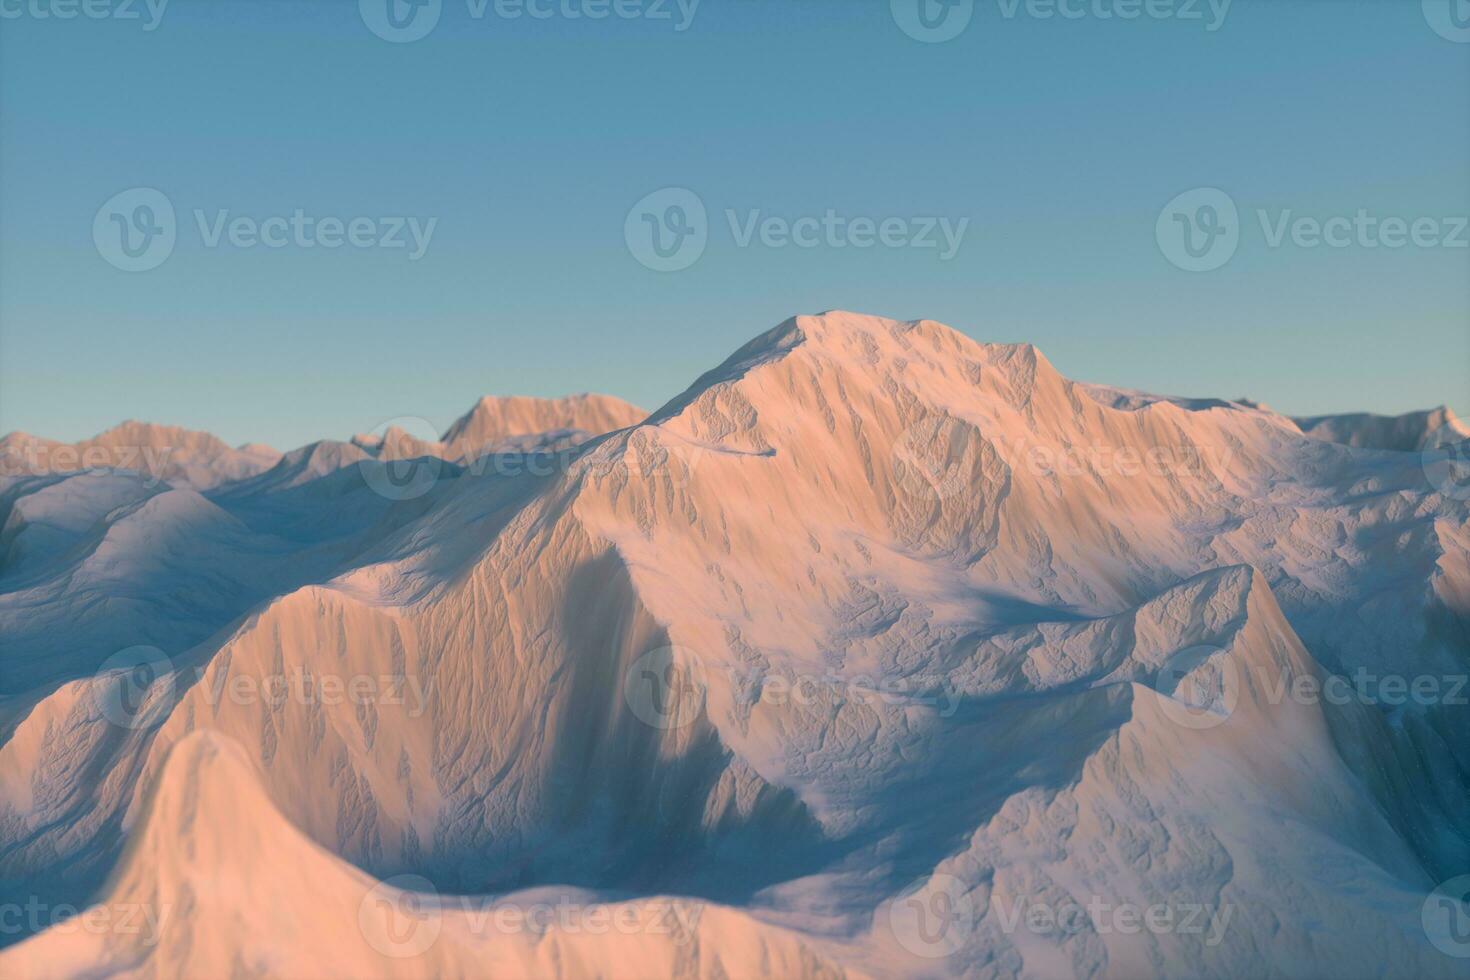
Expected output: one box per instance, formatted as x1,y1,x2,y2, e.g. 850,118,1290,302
0,422,282,491
0,312,1466,979
1292,405,1470,453
440,393,648,459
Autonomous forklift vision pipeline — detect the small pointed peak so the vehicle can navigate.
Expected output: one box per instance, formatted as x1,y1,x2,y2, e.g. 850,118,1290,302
442,392,645,452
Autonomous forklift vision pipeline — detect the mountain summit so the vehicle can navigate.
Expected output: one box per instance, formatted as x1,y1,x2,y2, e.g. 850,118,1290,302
0,312,1465,979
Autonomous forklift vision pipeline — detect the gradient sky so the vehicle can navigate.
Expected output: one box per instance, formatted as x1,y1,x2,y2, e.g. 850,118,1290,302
1,0,1467,449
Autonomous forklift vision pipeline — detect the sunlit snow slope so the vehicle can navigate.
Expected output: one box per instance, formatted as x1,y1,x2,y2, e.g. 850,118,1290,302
0,313,1466,979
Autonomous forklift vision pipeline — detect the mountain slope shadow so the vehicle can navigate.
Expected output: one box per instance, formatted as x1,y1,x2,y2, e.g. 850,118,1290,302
497,550,842,903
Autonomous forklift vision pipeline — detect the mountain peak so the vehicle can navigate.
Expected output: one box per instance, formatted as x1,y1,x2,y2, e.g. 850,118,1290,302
646,311,1065,432
440,393,645,456
92,420,233,453
1293,403,1470,452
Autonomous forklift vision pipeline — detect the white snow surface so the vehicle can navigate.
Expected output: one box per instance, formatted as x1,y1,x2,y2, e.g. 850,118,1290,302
0,312,1466,979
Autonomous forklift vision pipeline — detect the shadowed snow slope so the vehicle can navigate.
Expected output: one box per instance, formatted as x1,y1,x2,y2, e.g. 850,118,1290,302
0,312,1466,979
1291,405,1470,452
2,731,860,980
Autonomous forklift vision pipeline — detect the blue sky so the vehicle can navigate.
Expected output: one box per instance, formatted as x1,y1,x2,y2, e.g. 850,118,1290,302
1,0,1467,449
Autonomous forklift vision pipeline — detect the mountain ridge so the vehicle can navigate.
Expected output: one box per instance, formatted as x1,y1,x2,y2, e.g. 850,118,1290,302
0,311,1466,978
